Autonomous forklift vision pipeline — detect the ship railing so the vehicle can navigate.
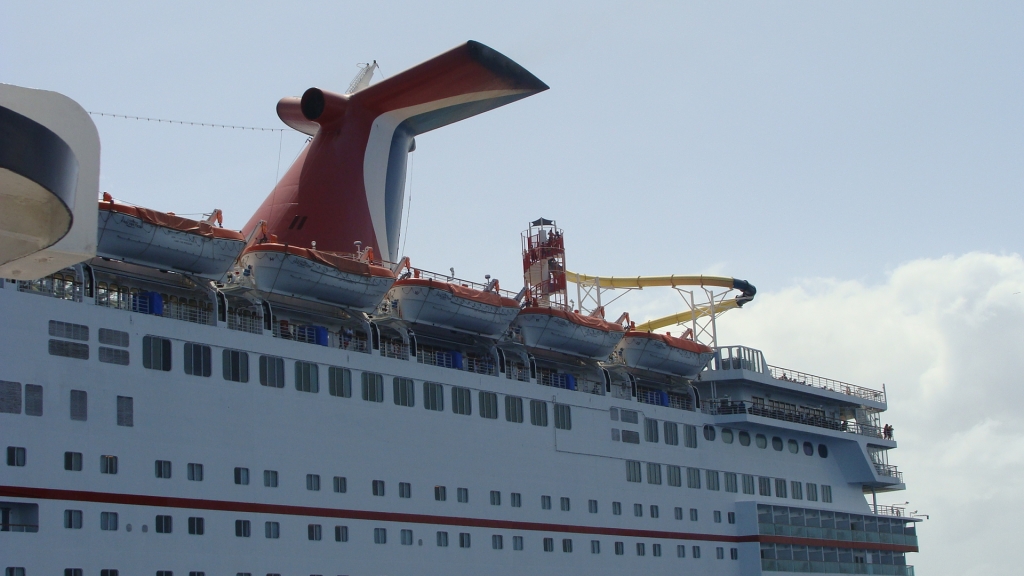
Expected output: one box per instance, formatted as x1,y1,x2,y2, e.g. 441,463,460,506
162,301,212,325
226,312,263,335
341,335,370,354
872,504,907,518
93,291,213,326
667,392,695,411
416,346,457,369
380,339,409,360
537,370,573,390
873,463,904,483
505,362,531,382
701,400,891,440
761,560,913,575
17,274,80,301
408,267,519,300
576,379,605,396
637,388,661,406
768,365,886,404
0,523,39,533
465,356,496,376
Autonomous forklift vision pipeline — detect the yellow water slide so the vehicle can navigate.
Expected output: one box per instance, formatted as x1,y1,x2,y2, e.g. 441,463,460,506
564,271,756,332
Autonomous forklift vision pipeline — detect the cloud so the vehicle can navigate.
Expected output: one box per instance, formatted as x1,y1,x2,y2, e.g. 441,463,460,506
631,252,1024,574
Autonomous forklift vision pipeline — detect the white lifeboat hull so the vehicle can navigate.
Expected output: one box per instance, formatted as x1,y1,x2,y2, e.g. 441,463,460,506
97,204,245,280
617,332,715,378
241,244,395,312
387,279,520,338
512,307,625,359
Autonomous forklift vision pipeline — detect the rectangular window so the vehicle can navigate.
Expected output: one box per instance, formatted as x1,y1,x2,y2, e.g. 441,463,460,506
100,455,118,474
742,474,756,495
560,497,570,511
258,355,285,388
333,476,347,493
511,492,521,507
633,503,643,517
234,467,249,485
612,502,622,515
505,395,523,423
263,470,278,487
791,480,803,500
51,320,89,341
49,340,89,360
400,528,413,545
588,499,598,513
683,424,698,448
591,540,601,554
155,460,172,479
308,524,322,541
99,347,129,365
188,516,205,535
758,476,772,497
644,418,659,442
188,463,204,482
155,515,173,534
70,389,87,421
222,349,249,382
653,543,662,557
693,545,701,558
434,486,447,501
100,571,117,576
706,470,720,491
374,528,387,544
361,372,384,402
731,547,739,560
724,472,738,493
183,343,212,377
728,512,736,524
373,480,385,496
686,467,701,489
264,521,279,538
664,421,679,445
235,519,251,537
690,508,698,522
529,400,548,426
64,509,83,529
775,478,788,498
492,534,503,549
65,570,84,576
647,463,662,485
650,505,660,518
562,538,573,553
717,546,725,560
490,490,501,506
479,391,498,419
459,532,471,548
714,510,722,523
0,381,20,414
436,531,449,547
621,429,640,444
614,542,624,555
677,544,686,557
399,482,411,498
5,446,25,467
675,507,683,520
457,487,469,503
116,396,133,427
423,382,443,411
620,409,639,424
335,525,349,542
822,485,833,503
513,536,523,550
543,537,554,552
100,510,118,528
636,542,646,556
393,377,415,407
99,328,129,348
295,361,319,393
451,386,471,415
329,367,352,397
64,451,83,471
306,474,321,491
626,460,642,483
541,495,551,510
667,465,682,487
806,482,819,501
554,404,572,430
24,384,42,416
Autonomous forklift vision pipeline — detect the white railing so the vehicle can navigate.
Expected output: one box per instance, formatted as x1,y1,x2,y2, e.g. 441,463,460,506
768,365,886,404
227,313,263,335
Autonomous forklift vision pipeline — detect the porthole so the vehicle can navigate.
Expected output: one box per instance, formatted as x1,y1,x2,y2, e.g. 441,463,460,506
721,429,734,444
788,439,799,454
803,441,814,456
772,436,783,451
818,444,829,458
703,425,716,442
739,431,751,446
755,434,767,449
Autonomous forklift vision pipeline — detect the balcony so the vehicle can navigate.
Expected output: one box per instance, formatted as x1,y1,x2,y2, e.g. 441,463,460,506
701,400,891,440
761,560,914,574
873,463,904,483
768,365,886,404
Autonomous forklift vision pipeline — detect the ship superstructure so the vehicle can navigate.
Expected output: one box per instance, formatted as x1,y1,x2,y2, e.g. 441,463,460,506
0,42,919,576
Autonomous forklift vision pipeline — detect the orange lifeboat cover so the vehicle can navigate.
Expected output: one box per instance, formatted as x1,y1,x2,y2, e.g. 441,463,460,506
520,306,625,333
624,330,713,354
100,200,244,241
244,243,395,278
394,278,519,308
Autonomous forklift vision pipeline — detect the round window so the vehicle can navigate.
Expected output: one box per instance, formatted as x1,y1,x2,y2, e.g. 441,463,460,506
803,441,814,456
722,429,734,444
788,439,799,454
818,443,829,458
703,425,716,442
739,431,751,446
772,436,784,451
756,434,767,449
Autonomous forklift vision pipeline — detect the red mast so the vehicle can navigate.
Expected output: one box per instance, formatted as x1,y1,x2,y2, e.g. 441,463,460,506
522,218,567,310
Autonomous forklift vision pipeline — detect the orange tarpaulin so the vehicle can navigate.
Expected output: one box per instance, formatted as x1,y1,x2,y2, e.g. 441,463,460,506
100,201,244,241
519,306,625,333
395,278,519,308
244,243,395,278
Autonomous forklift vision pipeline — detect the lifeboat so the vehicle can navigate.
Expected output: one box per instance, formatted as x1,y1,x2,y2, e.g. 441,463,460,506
616,331,715,378
97,199,245,280
512,306,625,359
386,278,520,338
241,243,395,312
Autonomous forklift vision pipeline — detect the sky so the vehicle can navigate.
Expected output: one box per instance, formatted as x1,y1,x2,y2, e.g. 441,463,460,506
3,1,1023,573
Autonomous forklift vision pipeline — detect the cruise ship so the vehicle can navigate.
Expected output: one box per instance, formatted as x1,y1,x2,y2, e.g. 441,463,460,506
0,41,919,575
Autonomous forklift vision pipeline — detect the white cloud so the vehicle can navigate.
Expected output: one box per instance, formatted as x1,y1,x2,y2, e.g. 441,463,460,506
627,252,1024,574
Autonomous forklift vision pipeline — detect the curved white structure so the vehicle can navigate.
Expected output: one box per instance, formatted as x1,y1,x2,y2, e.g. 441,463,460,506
616,332,716,379
388,278,520,338
513,307,625,359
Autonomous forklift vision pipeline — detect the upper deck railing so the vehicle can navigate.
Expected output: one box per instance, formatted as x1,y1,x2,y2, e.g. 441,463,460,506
701,399,892,441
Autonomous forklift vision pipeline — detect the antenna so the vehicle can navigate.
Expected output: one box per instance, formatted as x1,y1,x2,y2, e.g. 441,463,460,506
345,61,378,95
